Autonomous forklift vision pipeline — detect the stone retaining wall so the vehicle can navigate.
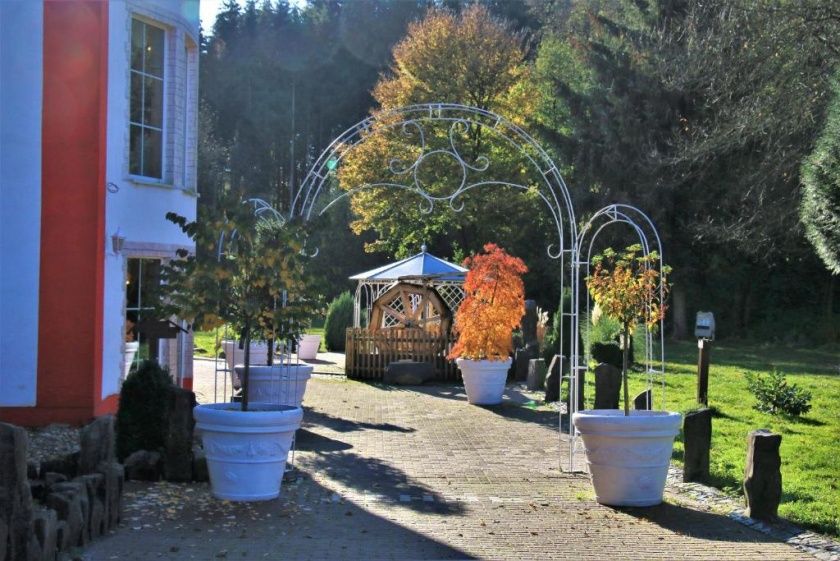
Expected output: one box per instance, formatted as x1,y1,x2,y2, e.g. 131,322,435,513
1,417,124,561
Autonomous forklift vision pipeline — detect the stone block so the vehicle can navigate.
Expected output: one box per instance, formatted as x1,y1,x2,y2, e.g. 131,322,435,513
96,462,124,530
29,480,47,503
40,452,78,480
0,422,34,561
75,474,105,540
544,355,563,402
521,300,538,345
526,358,547,391
27,461,39,481
744,429,782,521
192,446,209,482
45,487,84,549
164,388,197,482
593,363,621,409
54,520,70,552
514,343,539,381
78,416,115,475
683,408,712,482
383,360,435,385
124,450,162,482
44,472,67,487
634,389,653,410
0,517,7,561
31,507,57,561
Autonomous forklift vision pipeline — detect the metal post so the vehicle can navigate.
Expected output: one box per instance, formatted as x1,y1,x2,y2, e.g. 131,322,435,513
697,338,711,406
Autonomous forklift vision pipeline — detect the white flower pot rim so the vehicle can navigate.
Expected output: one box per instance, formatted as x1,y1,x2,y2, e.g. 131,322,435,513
573,409,681,435
455,357,513,365
194,402,303,431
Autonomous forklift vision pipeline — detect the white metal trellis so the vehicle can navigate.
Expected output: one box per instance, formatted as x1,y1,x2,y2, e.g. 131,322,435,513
222,104,670,473
569,204,669,466
289,103,585,471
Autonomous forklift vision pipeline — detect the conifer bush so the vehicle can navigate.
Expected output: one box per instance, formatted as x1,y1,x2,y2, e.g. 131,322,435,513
324,292,354,352
116,360,173,461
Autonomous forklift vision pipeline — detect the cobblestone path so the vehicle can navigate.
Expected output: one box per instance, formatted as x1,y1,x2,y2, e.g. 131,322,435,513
82,377,814,560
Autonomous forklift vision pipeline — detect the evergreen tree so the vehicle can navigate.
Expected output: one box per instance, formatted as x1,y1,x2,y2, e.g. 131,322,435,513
801,73,840,275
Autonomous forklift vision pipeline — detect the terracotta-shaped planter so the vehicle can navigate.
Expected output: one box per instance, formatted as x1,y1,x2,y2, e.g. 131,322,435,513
456,357,512,405
572,409,681,506
234,363,313,408
194,402,302,501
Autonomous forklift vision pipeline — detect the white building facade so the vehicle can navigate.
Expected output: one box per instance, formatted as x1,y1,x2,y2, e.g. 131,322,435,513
0,0,199,425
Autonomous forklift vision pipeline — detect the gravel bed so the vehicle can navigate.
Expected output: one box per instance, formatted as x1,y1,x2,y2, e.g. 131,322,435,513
25,424,81,465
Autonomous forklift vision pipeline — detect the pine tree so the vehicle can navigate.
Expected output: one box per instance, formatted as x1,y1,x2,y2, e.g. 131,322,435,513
801,74,840,275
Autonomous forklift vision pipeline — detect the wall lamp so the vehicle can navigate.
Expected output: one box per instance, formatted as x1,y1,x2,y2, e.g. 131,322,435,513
111,227,126,254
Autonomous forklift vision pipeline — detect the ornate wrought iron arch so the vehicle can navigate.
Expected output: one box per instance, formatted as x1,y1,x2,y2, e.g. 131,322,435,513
290,103,578,261
570,204,668,463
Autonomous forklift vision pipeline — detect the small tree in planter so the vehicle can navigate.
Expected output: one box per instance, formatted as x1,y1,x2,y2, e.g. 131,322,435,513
447,243,528,405
586,245,670,414
573,244,679,507
158,196,317,501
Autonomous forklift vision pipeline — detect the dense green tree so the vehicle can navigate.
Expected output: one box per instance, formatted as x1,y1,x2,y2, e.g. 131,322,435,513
801,73,840,276
534,0,839,338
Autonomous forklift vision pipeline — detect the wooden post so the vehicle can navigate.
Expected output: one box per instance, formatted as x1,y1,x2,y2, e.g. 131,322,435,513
697,338,711,406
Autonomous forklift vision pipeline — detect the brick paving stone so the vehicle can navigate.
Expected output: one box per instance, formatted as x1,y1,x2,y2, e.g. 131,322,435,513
82,377,817,560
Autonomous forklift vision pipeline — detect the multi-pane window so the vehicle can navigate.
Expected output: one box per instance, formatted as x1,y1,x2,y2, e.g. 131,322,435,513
125,258,161,364
129,19,164,179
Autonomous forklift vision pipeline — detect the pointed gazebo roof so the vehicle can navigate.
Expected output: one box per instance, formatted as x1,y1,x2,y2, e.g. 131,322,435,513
349,245,467,282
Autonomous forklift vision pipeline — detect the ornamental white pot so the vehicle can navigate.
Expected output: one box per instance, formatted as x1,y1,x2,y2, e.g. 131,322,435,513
297,334,321,360
221,340,270,372
234,363,313,408
194,402,303,501
456,357,512,405
124,341,140,375
572,409,682,507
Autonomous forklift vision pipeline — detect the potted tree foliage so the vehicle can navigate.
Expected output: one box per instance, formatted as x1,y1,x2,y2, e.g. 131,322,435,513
573,245,679,507
448,243,527,405
159,196,316,501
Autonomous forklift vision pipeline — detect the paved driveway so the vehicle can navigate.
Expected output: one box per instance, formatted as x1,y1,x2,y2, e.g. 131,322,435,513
83,376,813,560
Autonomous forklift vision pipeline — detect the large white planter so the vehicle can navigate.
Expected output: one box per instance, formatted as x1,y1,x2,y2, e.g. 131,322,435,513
572,409,682,507
194,402,303,501
297,334,321,360
234,364,313,408
221,340,270,372
456,358,512,405
124,341,140,375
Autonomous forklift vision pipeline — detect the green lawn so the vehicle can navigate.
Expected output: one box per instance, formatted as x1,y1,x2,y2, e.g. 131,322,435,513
192,328,327,358
604,340,839,537
190,330,838,535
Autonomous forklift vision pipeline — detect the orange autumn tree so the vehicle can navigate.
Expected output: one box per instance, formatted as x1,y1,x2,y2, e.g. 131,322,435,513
448,244,528,361
586,245,671,415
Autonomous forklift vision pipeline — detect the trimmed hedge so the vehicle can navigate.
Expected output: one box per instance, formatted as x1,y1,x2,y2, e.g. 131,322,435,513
324,291,354,352
115,360,173,461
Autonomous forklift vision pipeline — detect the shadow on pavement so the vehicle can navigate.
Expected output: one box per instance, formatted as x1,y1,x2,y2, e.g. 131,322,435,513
304,408,416,433
625,502,790,543
81,479,473,560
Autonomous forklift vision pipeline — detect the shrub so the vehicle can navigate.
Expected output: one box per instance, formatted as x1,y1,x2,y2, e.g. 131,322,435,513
744,369,812,416
116,360,173,461
448,244,527,360
324,292,354,352
590,341,623,369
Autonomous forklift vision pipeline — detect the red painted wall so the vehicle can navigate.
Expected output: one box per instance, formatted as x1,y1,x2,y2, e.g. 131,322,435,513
1,1,109,426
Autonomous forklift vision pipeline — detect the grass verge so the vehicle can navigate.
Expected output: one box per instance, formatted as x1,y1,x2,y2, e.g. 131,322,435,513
586,340,839,537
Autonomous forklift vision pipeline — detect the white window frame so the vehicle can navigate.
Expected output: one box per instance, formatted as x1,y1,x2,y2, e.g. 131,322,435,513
128,16,168,182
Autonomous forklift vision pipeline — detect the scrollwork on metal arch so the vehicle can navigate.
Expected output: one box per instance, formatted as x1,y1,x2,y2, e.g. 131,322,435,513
291,104,577,262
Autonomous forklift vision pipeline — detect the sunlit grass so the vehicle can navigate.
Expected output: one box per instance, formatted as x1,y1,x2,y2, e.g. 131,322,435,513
582,340,839,537
192,327,327,357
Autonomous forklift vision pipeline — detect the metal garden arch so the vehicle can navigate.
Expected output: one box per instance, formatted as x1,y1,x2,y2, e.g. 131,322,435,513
282,103,667,471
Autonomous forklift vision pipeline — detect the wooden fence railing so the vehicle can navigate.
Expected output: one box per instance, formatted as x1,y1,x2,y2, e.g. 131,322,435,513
345,328,460,381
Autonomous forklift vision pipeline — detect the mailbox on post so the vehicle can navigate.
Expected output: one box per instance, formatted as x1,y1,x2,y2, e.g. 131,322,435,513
695,311,715,341
695,311,715,405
